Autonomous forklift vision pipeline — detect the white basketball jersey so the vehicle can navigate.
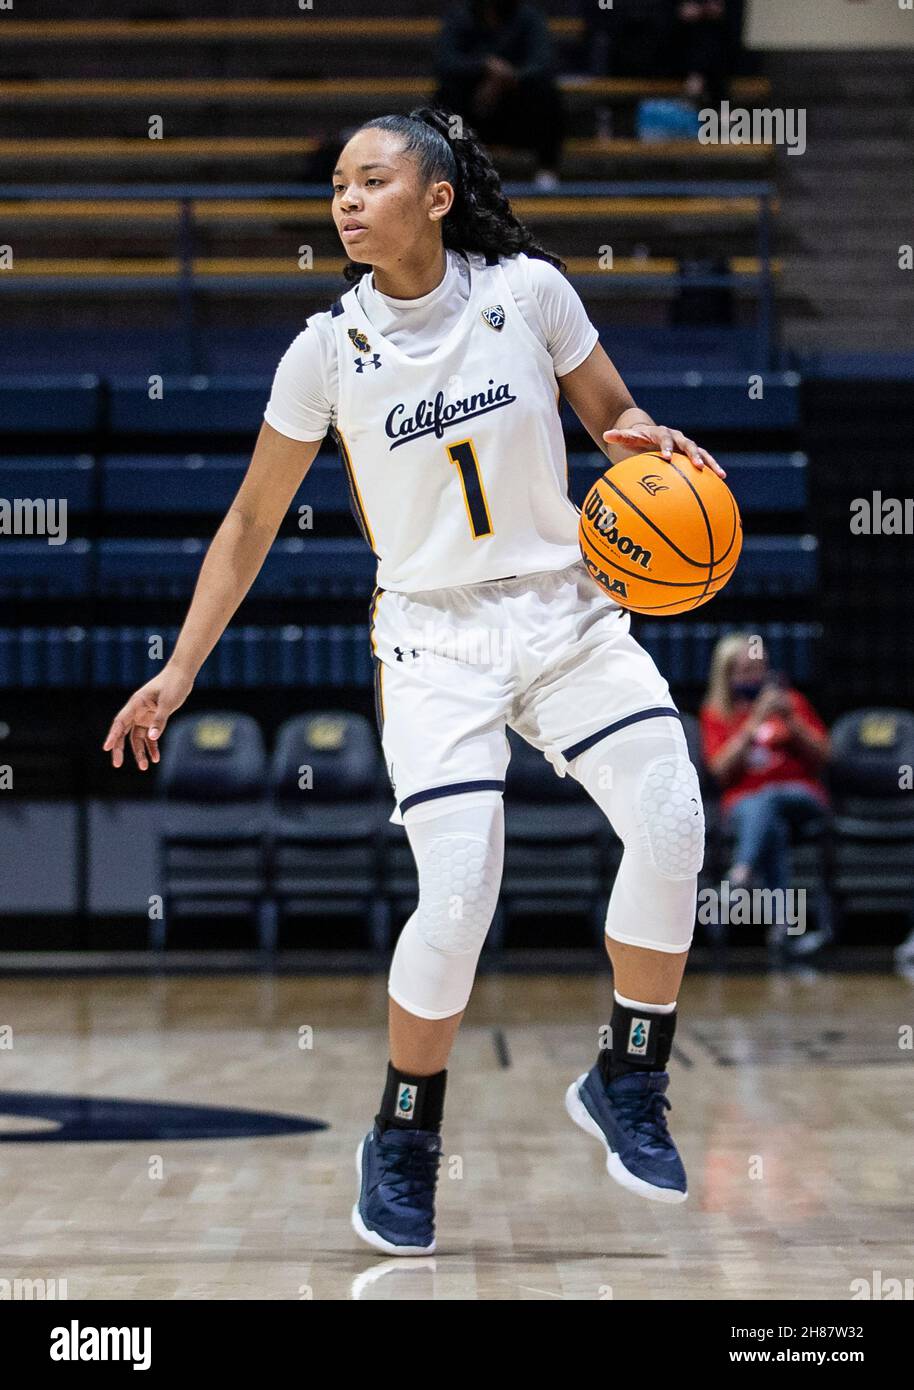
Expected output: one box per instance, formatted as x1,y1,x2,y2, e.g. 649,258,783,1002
328,250,582,593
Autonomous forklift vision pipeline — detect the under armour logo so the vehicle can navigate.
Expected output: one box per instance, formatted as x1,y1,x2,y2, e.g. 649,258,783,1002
393,646,419,662
354,354,382,372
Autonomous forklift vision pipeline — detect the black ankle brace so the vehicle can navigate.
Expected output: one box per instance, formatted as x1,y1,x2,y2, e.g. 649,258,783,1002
599,1001,677,1081
377,1062,447,1134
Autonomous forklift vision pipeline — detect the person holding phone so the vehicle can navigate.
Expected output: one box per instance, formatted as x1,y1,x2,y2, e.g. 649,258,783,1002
700,634,831,948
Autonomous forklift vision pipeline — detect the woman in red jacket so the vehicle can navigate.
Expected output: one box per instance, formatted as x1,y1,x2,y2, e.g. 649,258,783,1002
700,634,831,948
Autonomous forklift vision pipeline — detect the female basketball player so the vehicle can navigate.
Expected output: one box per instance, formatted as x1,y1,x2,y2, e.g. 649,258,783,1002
103,108,723,1255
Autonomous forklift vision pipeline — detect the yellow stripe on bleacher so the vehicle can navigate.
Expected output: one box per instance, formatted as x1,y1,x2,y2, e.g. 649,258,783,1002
0,198,772,223
8,258,182,275
0,138,320,161
567,138,774,159
507,196,769,218
1,136,773,169
5,257,782,279
563,257,783,276
0,18,581,42
0,76,771,104
0,79,428,102
188,196,771,222
0,201,181,220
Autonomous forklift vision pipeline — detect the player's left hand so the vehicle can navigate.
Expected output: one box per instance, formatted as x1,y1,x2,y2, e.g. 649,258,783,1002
603,424,725,478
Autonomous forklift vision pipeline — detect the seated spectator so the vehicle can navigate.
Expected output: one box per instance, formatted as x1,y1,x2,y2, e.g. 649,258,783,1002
675,1,733,108
700,634,832,952
435,1,565,188
574,0,743,118
575,0,678,81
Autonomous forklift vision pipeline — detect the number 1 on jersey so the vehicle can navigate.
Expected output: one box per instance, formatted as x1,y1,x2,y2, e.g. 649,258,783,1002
447,438,493,539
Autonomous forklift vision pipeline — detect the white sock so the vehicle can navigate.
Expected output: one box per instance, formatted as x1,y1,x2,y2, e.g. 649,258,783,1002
614,989,676,1015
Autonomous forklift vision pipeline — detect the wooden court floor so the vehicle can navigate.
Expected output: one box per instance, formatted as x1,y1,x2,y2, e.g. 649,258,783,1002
1,971,912,1300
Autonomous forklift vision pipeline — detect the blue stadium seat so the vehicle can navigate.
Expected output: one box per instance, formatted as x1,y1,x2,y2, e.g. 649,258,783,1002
4,456,95,514
501,728,612,941
0,539,91,597
103,452,343,516
635,621,821,686
730,535,818,595
719,453,808,513
86,624,372,689
253,540,375,597
97,539,207,596
95,538,375,598
267,712,390,948
103,454,248,512
0,627,88,687
109,378,270,434
828,709,914,920
0,376,100,432
561,373,801,433
157,710,271,949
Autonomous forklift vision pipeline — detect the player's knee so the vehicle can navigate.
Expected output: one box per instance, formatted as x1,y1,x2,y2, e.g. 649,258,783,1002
636,754,705,880
415,832,501,953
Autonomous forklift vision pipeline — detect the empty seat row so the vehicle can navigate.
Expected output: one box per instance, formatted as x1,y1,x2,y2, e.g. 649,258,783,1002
0,625,373,689
4,450,809,516
0,371,801,434
153,707,914,951
0,622,822,690
0,534,819,600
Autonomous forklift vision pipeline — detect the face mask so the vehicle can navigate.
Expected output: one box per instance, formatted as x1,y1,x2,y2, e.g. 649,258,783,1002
732,679,765,701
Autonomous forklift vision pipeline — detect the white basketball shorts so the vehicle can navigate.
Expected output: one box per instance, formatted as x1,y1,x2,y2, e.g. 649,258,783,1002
369,558,678,825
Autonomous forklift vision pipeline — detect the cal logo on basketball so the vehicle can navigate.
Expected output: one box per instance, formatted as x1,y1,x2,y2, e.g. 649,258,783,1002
583,493,653,570
638,473,668,496
627,1018,650,1057
481,303,505,330
347,327,372,354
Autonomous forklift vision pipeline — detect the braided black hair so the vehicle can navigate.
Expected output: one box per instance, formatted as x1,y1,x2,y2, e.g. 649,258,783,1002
340,105,566,284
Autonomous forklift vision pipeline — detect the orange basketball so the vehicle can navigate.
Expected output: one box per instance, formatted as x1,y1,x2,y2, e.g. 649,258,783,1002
578,451,742,615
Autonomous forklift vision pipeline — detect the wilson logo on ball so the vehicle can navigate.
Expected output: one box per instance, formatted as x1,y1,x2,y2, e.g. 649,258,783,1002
583,493,653,569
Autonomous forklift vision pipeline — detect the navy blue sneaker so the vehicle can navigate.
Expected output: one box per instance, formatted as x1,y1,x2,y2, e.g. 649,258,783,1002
351,1122,441,1255
565,1065,687,1203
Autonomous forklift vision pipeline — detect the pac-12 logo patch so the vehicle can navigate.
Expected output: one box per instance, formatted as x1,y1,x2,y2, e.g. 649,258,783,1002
481,303,505,331
347,327,372,353
627,1018,650,1057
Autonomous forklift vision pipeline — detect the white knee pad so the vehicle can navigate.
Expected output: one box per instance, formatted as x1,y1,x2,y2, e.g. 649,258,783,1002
388,798,503,1020
415,832,501,953
637,754,705,880
571,725,703,953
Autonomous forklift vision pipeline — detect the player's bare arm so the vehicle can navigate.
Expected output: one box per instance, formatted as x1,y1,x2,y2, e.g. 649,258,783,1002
559,340,725,476
101,422,322,771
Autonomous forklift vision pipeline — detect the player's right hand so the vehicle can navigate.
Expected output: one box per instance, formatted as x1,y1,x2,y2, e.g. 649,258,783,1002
102,664,195,770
